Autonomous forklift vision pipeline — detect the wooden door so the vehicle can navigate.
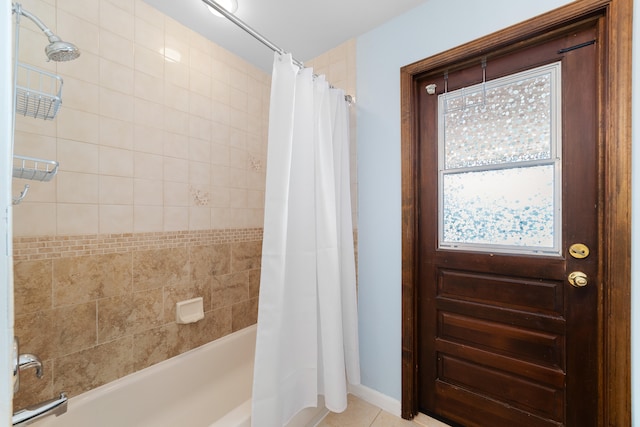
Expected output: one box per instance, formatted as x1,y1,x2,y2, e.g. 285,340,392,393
414,22,600,427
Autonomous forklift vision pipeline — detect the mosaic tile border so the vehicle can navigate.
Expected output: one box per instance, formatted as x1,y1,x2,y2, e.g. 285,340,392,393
13,228,264,261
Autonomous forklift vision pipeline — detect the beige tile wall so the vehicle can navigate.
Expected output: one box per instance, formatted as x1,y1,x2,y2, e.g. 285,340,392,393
10,0,357,411
13,0,269,235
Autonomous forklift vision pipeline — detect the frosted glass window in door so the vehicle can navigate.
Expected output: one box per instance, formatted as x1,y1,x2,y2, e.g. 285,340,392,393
438,62,562,255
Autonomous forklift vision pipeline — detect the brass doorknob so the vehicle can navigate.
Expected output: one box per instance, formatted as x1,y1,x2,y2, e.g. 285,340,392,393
568,271,588,287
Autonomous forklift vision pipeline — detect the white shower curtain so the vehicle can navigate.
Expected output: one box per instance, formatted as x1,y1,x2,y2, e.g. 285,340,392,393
251,53,360,427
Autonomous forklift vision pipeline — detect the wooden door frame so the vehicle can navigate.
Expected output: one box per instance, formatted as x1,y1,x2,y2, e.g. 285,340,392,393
400,0,632,425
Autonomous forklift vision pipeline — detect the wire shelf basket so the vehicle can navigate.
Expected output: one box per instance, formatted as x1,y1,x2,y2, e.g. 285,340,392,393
15,62,63,120
13,154,59,182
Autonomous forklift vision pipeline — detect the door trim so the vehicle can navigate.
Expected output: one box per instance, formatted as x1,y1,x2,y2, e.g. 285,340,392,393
400,1,631,425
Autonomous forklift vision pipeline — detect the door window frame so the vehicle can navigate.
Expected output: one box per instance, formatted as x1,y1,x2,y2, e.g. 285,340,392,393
400,1,632,424
437,62,563,256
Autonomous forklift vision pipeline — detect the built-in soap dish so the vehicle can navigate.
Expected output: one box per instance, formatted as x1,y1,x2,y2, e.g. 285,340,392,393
176,297,204,324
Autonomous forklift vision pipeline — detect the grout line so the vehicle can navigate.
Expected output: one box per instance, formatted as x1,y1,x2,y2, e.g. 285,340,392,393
368,408,382,427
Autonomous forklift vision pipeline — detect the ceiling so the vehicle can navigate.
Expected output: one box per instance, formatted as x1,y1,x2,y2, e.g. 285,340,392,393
143,0,431,73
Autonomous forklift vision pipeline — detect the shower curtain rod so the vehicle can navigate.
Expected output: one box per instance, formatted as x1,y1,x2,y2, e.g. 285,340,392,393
201,0,354,104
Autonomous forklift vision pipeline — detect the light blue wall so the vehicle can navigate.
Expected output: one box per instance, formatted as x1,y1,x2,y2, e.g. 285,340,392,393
355,0,619,402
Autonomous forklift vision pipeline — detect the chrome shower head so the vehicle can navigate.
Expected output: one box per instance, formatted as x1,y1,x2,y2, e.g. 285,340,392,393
12,3,81,62
44,37,80,62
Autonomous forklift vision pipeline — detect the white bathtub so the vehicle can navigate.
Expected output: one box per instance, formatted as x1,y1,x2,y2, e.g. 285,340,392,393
30,325,327,427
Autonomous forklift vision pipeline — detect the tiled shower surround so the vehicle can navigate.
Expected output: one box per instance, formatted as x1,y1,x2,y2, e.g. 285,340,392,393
13,229,261,408
11,0,355,412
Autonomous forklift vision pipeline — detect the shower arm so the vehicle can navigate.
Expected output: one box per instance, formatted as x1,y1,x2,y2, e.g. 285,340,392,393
12,3,61,43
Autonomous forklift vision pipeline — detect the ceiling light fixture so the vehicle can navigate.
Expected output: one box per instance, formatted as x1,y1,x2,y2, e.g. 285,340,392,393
206,0,238,17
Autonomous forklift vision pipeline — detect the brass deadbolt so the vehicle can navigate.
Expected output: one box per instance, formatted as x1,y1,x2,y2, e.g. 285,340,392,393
569,243,590,259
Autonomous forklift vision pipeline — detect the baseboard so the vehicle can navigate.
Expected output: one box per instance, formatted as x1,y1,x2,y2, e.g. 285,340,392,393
348,383,401,417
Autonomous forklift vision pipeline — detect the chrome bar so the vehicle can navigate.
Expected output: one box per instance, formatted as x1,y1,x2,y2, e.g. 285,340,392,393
12,393,68,426
200,0,354,104
201,0,304,68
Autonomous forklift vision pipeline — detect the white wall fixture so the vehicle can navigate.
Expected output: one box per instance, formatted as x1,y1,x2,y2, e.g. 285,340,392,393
176,297,205,324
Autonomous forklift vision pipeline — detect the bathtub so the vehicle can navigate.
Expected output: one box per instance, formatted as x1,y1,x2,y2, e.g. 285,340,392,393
30,325,328,427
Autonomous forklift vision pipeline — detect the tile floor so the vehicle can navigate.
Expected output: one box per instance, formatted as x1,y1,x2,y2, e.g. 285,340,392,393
317,395,452,427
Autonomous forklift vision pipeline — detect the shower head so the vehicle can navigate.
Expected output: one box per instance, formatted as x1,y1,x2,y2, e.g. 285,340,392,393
12,3,81,62
44,36,80,62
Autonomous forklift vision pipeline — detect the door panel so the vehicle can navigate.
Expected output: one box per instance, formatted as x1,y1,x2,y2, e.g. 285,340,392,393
416,22,600,427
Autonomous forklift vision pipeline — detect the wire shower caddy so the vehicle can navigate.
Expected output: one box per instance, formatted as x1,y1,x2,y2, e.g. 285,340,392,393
14,62,63,121
12,155,59,182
